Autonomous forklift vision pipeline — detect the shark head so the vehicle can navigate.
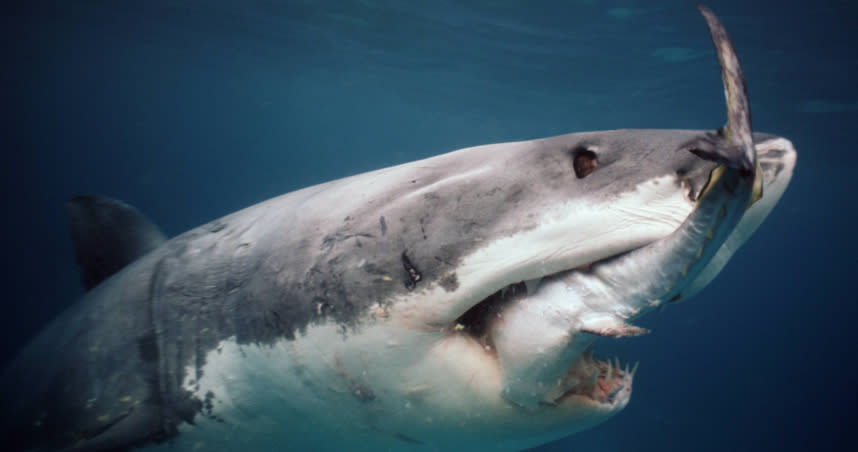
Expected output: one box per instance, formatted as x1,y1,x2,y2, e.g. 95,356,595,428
350,133,795,447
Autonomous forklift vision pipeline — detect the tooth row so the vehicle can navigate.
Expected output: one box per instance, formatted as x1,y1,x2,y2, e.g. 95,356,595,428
605,357,637,402
584,355,639,382
564,355,639,404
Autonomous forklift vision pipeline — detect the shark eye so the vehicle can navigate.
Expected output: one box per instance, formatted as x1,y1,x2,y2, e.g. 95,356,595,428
572,147,598,179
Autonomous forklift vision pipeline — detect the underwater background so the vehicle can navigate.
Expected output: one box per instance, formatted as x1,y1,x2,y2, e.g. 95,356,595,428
2,0,855,450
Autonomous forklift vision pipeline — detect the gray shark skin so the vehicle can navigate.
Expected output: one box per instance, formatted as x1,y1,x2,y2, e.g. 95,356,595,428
1,7,796,452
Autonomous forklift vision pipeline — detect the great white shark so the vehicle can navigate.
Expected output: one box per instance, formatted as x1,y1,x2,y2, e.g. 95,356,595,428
2,6,796,452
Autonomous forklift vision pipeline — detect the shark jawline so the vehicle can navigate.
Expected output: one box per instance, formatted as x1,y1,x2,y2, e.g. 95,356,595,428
452,248,643,408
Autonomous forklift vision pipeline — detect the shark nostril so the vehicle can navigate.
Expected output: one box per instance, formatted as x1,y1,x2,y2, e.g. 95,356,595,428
572,147,598,179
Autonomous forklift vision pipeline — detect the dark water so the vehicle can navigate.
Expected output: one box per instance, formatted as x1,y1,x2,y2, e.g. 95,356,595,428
2,0,856,450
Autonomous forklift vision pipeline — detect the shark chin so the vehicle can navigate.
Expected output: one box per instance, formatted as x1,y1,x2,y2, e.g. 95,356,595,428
1,6,796,452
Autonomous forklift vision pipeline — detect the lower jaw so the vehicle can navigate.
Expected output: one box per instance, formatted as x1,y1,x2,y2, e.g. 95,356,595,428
550,351,637,407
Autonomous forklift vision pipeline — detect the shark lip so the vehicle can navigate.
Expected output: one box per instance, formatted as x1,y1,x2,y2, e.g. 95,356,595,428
452,241,640,339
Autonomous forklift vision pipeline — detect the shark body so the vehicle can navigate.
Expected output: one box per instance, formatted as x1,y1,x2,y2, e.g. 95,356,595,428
1,6,796,452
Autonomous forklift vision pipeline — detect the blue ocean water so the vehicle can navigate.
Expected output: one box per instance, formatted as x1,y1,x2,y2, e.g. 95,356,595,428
2,0,855,450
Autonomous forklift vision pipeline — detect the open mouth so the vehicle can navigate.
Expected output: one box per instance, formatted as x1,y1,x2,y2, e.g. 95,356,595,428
451,273,638,408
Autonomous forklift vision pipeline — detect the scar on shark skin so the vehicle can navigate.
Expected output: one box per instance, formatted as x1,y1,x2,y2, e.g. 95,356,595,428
379,216,387,236
401,251,422,291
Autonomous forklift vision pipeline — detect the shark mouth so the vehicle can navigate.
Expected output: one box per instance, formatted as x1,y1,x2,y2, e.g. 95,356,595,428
452,273,638,408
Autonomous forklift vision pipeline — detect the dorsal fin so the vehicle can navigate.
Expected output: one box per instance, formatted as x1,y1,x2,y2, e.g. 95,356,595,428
66,195,166,290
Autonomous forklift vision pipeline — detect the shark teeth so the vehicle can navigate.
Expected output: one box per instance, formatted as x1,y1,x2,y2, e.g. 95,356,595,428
585,368,599,386
554,352,635,405
607,383,625,400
